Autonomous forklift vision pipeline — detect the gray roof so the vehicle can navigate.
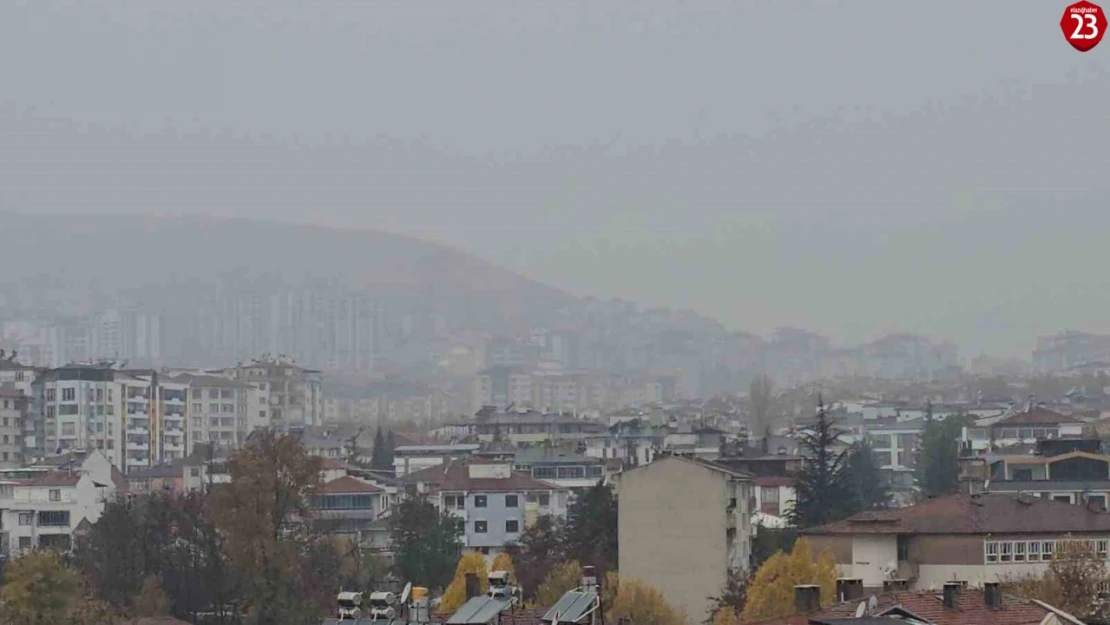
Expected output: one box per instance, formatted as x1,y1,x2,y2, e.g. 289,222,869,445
990,480,1110,493
394,444,480,455
512,448,600,466
445,597,512,625
542,591,598,624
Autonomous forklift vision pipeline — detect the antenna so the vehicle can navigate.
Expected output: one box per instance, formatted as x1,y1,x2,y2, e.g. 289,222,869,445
854,602,866,618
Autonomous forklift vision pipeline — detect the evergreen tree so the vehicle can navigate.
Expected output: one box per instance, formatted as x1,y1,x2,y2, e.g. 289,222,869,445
562,482,618,577
385,430,397,473
370,427,387,471
788,398,852,528
845,439,889,512
389,497,462,591
917,412,967,498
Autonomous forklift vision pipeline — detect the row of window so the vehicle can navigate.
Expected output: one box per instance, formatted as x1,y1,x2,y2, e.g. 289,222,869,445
984,539,1109,564
472,520,520,534
530,465,604,480
444,493,551,509
17,510,70,527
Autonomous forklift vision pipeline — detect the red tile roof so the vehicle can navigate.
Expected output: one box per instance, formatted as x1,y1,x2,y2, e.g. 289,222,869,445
750,588,1057,625
996,407,1080,426
27,472,81,487
318,475,382,494
404,459,563,493
806,493,1110,535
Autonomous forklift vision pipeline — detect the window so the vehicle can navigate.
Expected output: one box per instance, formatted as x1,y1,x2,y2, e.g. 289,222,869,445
474,520,487,533
18,537,30,550
762,486,780,504
505,494,519,508
209,389,220,399
873,451,892,466
1099,540,1109,560
46,388,55,401
209,403,220,414
1019,428,1033,439
1090,496,1108,512
1043,541,1055,561
1014,541,1026,562
586,465,604,478
61,422,75,436
190,467,200,477
49,489,61,502
1054,495,1073,504
506,520,520,533
1029,541,1041,561
37,510,69,527
1000,542,1013,562
474,495,487,508
192,403,203,414
533,466,557,479
18,512,32,526
62,388,75,402
539,493,551,507
1013,469,1033,481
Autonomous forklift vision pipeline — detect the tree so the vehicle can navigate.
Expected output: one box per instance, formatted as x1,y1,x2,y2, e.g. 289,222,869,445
705,569,749,625
605,576,684,625
741,539,837,623
439,552,491,614
537,560,583,608
563,482,618,577
749,374,776,438
389,497,463,591
211,431,325,625
371,427,388,471
788,399,853,528
1003,539,1110,620
752,525,798,569
385,430,397,472
514,515,566,601
845,438,889,512
0,551,80,624
131,576,169,618
918,413,968,498
491,552,516,582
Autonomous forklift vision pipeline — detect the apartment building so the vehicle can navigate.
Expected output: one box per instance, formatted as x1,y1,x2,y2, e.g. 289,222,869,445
0,388,26,468
804,493,1110,591
171,373,260,456
960,438,1110,509
402,459,569,555
618,454,753,622
215,356,322,428
37,364,122,466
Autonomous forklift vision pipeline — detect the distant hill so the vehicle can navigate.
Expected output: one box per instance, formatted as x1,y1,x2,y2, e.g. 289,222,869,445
0,212,575,329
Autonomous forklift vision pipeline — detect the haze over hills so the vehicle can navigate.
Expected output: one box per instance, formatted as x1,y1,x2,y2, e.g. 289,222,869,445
2,0,1110,358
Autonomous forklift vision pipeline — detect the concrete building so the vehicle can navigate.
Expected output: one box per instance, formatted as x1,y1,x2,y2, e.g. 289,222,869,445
172,373,258,456
216,355,323,428
804,493,1110,592
0,388,27,468
402,459,568,555
618,454,753,622
393,444,480,477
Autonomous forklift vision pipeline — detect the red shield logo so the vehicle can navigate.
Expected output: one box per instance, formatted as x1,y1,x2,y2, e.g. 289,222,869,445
1061,1,1107,52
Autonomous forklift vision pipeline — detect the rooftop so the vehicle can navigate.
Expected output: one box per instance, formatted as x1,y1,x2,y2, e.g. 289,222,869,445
318,475,383,495
403,459,564,493
805,493,1110,536
995,407,1080,426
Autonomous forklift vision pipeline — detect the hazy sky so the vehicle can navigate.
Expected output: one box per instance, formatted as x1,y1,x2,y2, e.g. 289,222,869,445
2,0,1109,357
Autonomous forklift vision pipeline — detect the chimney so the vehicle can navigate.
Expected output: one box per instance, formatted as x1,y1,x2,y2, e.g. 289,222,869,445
836,578,863,602
942,582,962,610
465,573,480,600
794,585,820,613
984,582,1002,610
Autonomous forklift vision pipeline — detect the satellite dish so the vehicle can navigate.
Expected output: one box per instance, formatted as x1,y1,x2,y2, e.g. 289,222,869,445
400,582,412,605
855,602,866,618
867,595,879,611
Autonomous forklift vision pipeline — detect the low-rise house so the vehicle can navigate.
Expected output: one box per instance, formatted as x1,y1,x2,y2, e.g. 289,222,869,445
804,492,1110,591
0,462,119,555
752,584,1083,625
510,447,606,497
963,404,1085,452
962,438,1110,509
393,443,479,477
125,459,209,495
618,454,753,621
402,459,568,555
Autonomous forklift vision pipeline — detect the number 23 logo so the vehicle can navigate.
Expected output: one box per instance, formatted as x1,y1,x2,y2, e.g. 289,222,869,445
1070,12,1100,39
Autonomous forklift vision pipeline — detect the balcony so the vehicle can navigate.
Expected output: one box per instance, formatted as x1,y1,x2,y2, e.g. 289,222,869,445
126,442,150,451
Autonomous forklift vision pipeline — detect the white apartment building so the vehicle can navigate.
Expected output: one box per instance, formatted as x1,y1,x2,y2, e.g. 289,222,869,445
171,373,263,456
0,449,118,556
0,388,27,468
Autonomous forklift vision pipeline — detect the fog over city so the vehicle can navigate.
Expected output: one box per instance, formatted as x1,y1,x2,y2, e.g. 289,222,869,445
1,0,1108,360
